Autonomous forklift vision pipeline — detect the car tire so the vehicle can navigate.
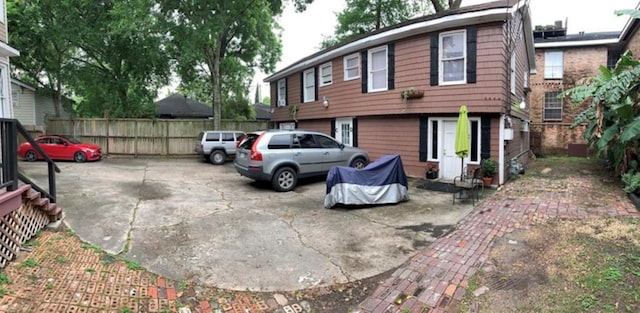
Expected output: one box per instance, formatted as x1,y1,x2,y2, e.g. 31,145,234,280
25,150,38,162
210,150,226,165
350,158,367,169
74,151,87,163
272,167,297,192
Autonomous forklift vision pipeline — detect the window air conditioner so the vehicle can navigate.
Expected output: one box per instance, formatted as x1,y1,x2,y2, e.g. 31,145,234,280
277,99,286,107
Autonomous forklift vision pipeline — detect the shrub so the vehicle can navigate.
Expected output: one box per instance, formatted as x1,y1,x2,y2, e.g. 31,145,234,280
622,171,640,194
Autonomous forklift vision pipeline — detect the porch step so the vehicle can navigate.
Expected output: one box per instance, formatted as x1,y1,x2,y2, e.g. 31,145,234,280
22,189,41,201
32,197,50,208
43,203,57,213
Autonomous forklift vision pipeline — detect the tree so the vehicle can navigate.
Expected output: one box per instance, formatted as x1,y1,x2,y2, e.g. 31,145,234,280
320,0,461,48
159,0,311,129
254,84,261,104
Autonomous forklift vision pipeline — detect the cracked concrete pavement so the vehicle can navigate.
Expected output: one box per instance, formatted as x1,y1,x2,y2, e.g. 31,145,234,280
19,157,474,292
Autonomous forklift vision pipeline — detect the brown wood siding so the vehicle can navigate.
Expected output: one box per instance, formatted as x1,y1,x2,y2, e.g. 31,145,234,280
296,119,331,135
271,23,512,123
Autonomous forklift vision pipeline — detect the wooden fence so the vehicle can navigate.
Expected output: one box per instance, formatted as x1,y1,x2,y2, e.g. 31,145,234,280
45,118,271,156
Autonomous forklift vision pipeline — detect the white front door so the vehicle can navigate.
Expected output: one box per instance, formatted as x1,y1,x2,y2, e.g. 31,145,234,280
442,120,464,179
335,117,353,146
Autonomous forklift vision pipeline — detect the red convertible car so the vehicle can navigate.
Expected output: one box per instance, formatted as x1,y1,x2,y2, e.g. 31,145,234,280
18,135,102,163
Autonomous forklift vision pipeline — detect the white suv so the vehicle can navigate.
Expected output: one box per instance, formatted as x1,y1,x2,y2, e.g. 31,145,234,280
194,130,245,165
233,129,369,191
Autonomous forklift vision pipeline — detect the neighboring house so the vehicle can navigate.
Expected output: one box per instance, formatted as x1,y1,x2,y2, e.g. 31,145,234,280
0,0,19,119
530,15,640,156
265,0,535,184
11,79,72,130
155,94,213,119
252,102,272,120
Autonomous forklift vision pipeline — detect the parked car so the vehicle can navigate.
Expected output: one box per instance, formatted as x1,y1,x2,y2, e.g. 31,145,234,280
194,130,245,165
233,129,369,192
18,135,102,163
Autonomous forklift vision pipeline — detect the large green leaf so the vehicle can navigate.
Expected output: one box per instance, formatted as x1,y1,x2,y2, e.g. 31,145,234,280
596,123,619,151
621,119,640,143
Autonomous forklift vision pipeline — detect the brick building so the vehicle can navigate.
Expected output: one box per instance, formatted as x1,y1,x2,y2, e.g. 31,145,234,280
530,14,640,156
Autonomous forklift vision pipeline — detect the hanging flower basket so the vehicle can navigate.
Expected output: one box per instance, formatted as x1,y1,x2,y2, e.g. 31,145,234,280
401,88,424,100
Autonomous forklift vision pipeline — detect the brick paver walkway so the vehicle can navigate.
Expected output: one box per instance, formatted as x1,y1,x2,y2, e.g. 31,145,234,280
357,173,640,313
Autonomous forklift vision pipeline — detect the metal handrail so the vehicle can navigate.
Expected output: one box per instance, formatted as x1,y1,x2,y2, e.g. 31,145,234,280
0,118,59,203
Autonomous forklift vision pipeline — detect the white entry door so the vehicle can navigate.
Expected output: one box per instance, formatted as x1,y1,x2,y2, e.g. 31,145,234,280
335,117,353,146
442,120,465,179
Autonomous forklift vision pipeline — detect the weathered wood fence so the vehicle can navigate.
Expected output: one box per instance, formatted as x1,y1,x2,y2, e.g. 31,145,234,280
45,118,271,156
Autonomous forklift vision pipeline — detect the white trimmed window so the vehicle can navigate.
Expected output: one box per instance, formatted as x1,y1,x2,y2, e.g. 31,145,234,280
303,68,315,102
319,62,332,86
343,54,360,81
277,79,286,106
0,1,4,23
368,46,388,92
544,51,563,79
279,122,296,130
440,30,466,84
544,92,563,121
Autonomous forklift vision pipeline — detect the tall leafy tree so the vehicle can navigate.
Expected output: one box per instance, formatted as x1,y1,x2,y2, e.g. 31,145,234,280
8,0,76,117
321,0,461,48
159,0,310,129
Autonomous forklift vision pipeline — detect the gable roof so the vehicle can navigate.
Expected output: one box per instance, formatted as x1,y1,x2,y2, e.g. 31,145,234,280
11,79,36,91
155,94,213,118
265,0,535,82
252,103,272,120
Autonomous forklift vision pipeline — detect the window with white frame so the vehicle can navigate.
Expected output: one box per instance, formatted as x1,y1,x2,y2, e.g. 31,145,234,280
303,68,315,102
543,92,563,121
0,1,4,23
12,90,18,107
277,79,286,106
319,62,332,86
440,30,466,84
544,51,563,79
368,46,388,92
279,122,296,130
510,51,516,94
344,54,360,80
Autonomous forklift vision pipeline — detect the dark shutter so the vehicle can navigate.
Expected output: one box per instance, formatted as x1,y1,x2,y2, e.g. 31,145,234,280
330,119,336,138
284,77,288,105
314,67,319,101
430,34,439,86
352,118,358,147
481,116,491,160
300,72,304,103
467,28,477,83
419,116,428,162
361,51,368,93
387,43,395,90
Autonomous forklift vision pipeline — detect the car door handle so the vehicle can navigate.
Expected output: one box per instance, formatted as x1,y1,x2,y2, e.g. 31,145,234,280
294,152,301,156
323,152,329,155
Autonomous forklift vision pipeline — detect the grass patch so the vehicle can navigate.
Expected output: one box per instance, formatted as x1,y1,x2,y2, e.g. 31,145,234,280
23,240,41,247
18,258,38,269
81,243,103,253
56,256,69,264
124,259,143,271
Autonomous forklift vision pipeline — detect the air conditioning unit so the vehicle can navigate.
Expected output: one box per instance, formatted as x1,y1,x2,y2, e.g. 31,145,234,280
504,128,514,140
277,99,286,107
521,121,530,132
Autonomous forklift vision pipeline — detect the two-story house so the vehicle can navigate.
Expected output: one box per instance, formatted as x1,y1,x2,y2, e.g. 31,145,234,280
531,12,640,156
265,0,535,185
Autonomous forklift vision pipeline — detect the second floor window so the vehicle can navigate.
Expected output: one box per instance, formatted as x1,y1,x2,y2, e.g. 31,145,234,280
320,62,332,86
277,79,286,106
303,68,315,102
368,46,388,92
344,54,360,80
543,92,563,121
545,51,563,79
440,30,466,84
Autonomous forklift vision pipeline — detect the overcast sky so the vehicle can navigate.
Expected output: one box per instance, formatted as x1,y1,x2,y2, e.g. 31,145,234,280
251,0,639,99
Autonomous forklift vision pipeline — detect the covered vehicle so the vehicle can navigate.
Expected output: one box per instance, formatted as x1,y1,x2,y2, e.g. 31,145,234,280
324,154,409,209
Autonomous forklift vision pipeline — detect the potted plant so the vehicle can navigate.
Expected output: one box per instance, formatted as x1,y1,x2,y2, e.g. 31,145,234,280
401,87,424,108
425,163,439,180
481,158,497,186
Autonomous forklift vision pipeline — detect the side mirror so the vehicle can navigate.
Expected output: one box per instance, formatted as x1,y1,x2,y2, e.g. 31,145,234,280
339,143,345,150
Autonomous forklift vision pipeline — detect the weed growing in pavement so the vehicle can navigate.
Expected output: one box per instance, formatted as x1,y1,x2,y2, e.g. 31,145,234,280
81,243,103,253
0,287,6,297
178,280,187,290
23,239,40,247
466,275,478,293
45,283,54,290
56,256,69,264
86,268,96,273
65,228,76,236
124,260,143,270
0,272,11,285
120,307,133,313
19,258,37,268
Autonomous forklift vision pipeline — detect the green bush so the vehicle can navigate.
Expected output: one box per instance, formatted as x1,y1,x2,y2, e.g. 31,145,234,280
481,158,498,177
622,171,640,194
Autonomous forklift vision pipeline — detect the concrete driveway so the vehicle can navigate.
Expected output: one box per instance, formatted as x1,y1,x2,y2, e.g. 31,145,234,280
19,158,474,292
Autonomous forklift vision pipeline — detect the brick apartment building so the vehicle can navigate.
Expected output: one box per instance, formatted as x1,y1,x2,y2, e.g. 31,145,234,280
530,15,640,156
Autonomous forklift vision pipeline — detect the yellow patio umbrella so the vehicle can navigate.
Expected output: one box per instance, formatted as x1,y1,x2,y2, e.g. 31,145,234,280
455,105,470,179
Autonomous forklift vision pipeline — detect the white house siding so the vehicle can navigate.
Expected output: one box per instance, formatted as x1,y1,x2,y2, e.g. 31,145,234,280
35,92,70,127
11,83,36,125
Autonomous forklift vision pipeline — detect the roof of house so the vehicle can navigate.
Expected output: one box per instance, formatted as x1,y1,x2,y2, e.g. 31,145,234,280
11,79,36,91
253,103,271,120
265,0,535,82
534,31,621,48
155,94,213,118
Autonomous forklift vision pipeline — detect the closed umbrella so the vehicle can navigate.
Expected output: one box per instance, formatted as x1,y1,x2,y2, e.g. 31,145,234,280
455,105,470,180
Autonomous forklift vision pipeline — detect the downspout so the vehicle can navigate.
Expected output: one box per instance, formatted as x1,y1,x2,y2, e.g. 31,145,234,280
499,114,505,185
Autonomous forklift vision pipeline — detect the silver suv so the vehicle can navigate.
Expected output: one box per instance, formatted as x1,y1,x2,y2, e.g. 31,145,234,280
233,129,369,192
194,130,245,165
